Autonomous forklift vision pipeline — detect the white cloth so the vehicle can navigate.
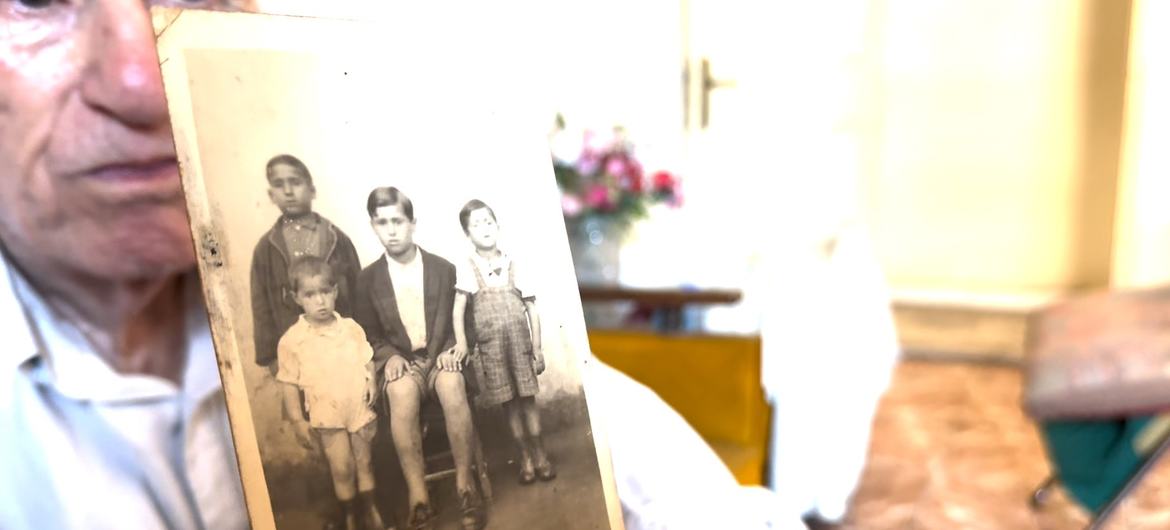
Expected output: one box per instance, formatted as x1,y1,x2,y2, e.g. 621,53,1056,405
760,222,900,521
588,360,807,530
0,256,248,529
276,314,377,432
384,247,427,350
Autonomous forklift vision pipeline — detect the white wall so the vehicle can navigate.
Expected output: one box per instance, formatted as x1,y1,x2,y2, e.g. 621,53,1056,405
1111,0,1170,288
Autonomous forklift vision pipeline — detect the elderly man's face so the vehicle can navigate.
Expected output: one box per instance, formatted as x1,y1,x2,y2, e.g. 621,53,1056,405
0,0,238,281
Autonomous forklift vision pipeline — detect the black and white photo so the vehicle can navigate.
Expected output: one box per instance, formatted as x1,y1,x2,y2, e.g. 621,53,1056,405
156,9,621,530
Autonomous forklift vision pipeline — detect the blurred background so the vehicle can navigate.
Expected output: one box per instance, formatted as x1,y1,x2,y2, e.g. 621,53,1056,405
254,0,1170,527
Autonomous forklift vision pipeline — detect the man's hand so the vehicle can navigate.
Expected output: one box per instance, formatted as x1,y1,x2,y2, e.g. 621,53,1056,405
384,356,409,382
437,350,461,372
533,348,546,375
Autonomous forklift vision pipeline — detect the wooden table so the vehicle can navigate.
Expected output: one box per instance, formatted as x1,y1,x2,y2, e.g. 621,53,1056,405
578,285,743,331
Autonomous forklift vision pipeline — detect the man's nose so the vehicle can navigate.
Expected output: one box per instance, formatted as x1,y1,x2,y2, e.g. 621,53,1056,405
283,183,295,196
79,0,170,129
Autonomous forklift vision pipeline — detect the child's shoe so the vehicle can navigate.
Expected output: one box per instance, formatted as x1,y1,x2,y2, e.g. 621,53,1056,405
326,499,358,530
518,454,537,485
459,488,487,530
535,459,557,482
407,503,435,530
357,490,388,530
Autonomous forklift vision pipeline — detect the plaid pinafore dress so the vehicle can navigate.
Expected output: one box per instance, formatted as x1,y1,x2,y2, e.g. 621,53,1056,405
468,258,539,406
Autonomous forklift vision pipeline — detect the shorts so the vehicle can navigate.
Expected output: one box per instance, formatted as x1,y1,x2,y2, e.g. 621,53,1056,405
382,352,474,408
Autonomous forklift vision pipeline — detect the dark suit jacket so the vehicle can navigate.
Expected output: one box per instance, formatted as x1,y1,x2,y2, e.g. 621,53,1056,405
250,214,361,366
353,248,457,375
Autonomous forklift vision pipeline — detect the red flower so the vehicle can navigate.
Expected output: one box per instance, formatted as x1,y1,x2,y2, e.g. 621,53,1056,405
651,170,675,192
628,160,644,193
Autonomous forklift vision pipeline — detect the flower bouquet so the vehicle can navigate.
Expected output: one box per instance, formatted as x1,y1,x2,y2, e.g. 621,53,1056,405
550,122,681,229
549,117,680,285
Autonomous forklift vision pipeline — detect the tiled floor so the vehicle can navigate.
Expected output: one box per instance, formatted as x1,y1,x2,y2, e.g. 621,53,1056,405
843,360,1170,530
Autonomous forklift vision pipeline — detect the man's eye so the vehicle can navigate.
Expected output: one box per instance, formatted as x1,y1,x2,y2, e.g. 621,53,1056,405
15,0,55,9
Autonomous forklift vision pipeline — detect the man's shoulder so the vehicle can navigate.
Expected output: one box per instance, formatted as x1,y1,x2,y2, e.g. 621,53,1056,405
318,214,355,240
420,248,454,271
251,222,281,255
357,255,387,280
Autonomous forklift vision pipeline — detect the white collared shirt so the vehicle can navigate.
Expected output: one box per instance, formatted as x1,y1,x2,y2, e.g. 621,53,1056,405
0,256,248,530
384,247,427,351
454,250,535,300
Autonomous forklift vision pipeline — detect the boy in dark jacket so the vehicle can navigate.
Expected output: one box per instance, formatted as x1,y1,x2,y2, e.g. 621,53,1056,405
250,154,362,370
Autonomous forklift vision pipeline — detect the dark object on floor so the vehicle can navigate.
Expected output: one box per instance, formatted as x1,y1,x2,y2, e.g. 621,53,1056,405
801,514,841,530
1033,419,1170,529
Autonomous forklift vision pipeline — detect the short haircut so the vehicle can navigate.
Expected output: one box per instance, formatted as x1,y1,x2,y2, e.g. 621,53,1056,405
287,256,336,293
366,186,414,220
458,199,497,234
266,154,313,186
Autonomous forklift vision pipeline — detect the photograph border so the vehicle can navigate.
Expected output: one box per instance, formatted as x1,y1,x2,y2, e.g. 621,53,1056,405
153,8,624,529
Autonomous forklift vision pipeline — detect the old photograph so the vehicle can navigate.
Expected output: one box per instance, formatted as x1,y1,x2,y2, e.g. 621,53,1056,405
155,9,621,530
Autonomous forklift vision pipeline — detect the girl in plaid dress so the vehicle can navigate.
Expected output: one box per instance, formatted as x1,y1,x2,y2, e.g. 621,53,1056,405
452,200,557,484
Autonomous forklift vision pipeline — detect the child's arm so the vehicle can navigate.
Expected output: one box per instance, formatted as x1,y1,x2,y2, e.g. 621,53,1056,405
452,292,470,367
525,299,544,374
364,360,378,407
281,382,305,421
275,335,313,446
281,382,314,448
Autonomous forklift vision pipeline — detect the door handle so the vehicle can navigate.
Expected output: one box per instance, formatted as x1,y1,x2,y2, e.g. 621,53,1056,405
684,58,735,130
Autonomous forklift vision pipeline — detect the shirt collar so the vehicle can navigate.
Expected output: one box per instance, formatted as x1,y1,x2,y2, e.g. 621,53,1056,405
385,246,422,272
0,253,40,371
4,255,220,406
471,250,510,273
281,212,320,229
293,313,345,340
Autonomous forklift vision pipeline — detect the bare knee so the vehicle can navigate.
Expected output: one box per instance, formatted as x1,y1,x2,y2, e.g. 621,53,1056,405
434,372,468,406
386,378,421,421
330,453,356,484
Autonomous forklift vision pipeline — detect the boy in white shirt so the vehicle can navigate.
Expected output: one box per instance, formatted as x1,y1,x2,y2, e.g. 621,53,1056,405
277,257,387,530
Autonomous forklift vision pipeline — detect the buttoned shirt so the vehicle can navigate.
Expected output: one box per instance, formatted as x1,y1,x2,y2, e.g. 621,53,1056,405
384,247,427,351
276,314,377,432
280,213,327,261
0,255,248,530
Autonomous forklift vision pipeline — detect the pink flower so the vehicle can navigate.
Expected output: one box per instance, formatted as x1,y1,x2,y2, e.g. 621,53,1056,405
561,194,584,216
605,156,628,178
576,152,601,176
585,184,613,210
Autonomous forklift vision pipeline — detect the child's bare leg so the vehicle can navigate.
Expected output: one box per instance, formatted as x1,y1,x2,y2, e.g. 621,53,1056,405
435,371,476,495
522,397,556,480
320,429,358,501
507,399,535,478
350,421,378,494
349,421,386,528
520,397,549,464
386,377,428,508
